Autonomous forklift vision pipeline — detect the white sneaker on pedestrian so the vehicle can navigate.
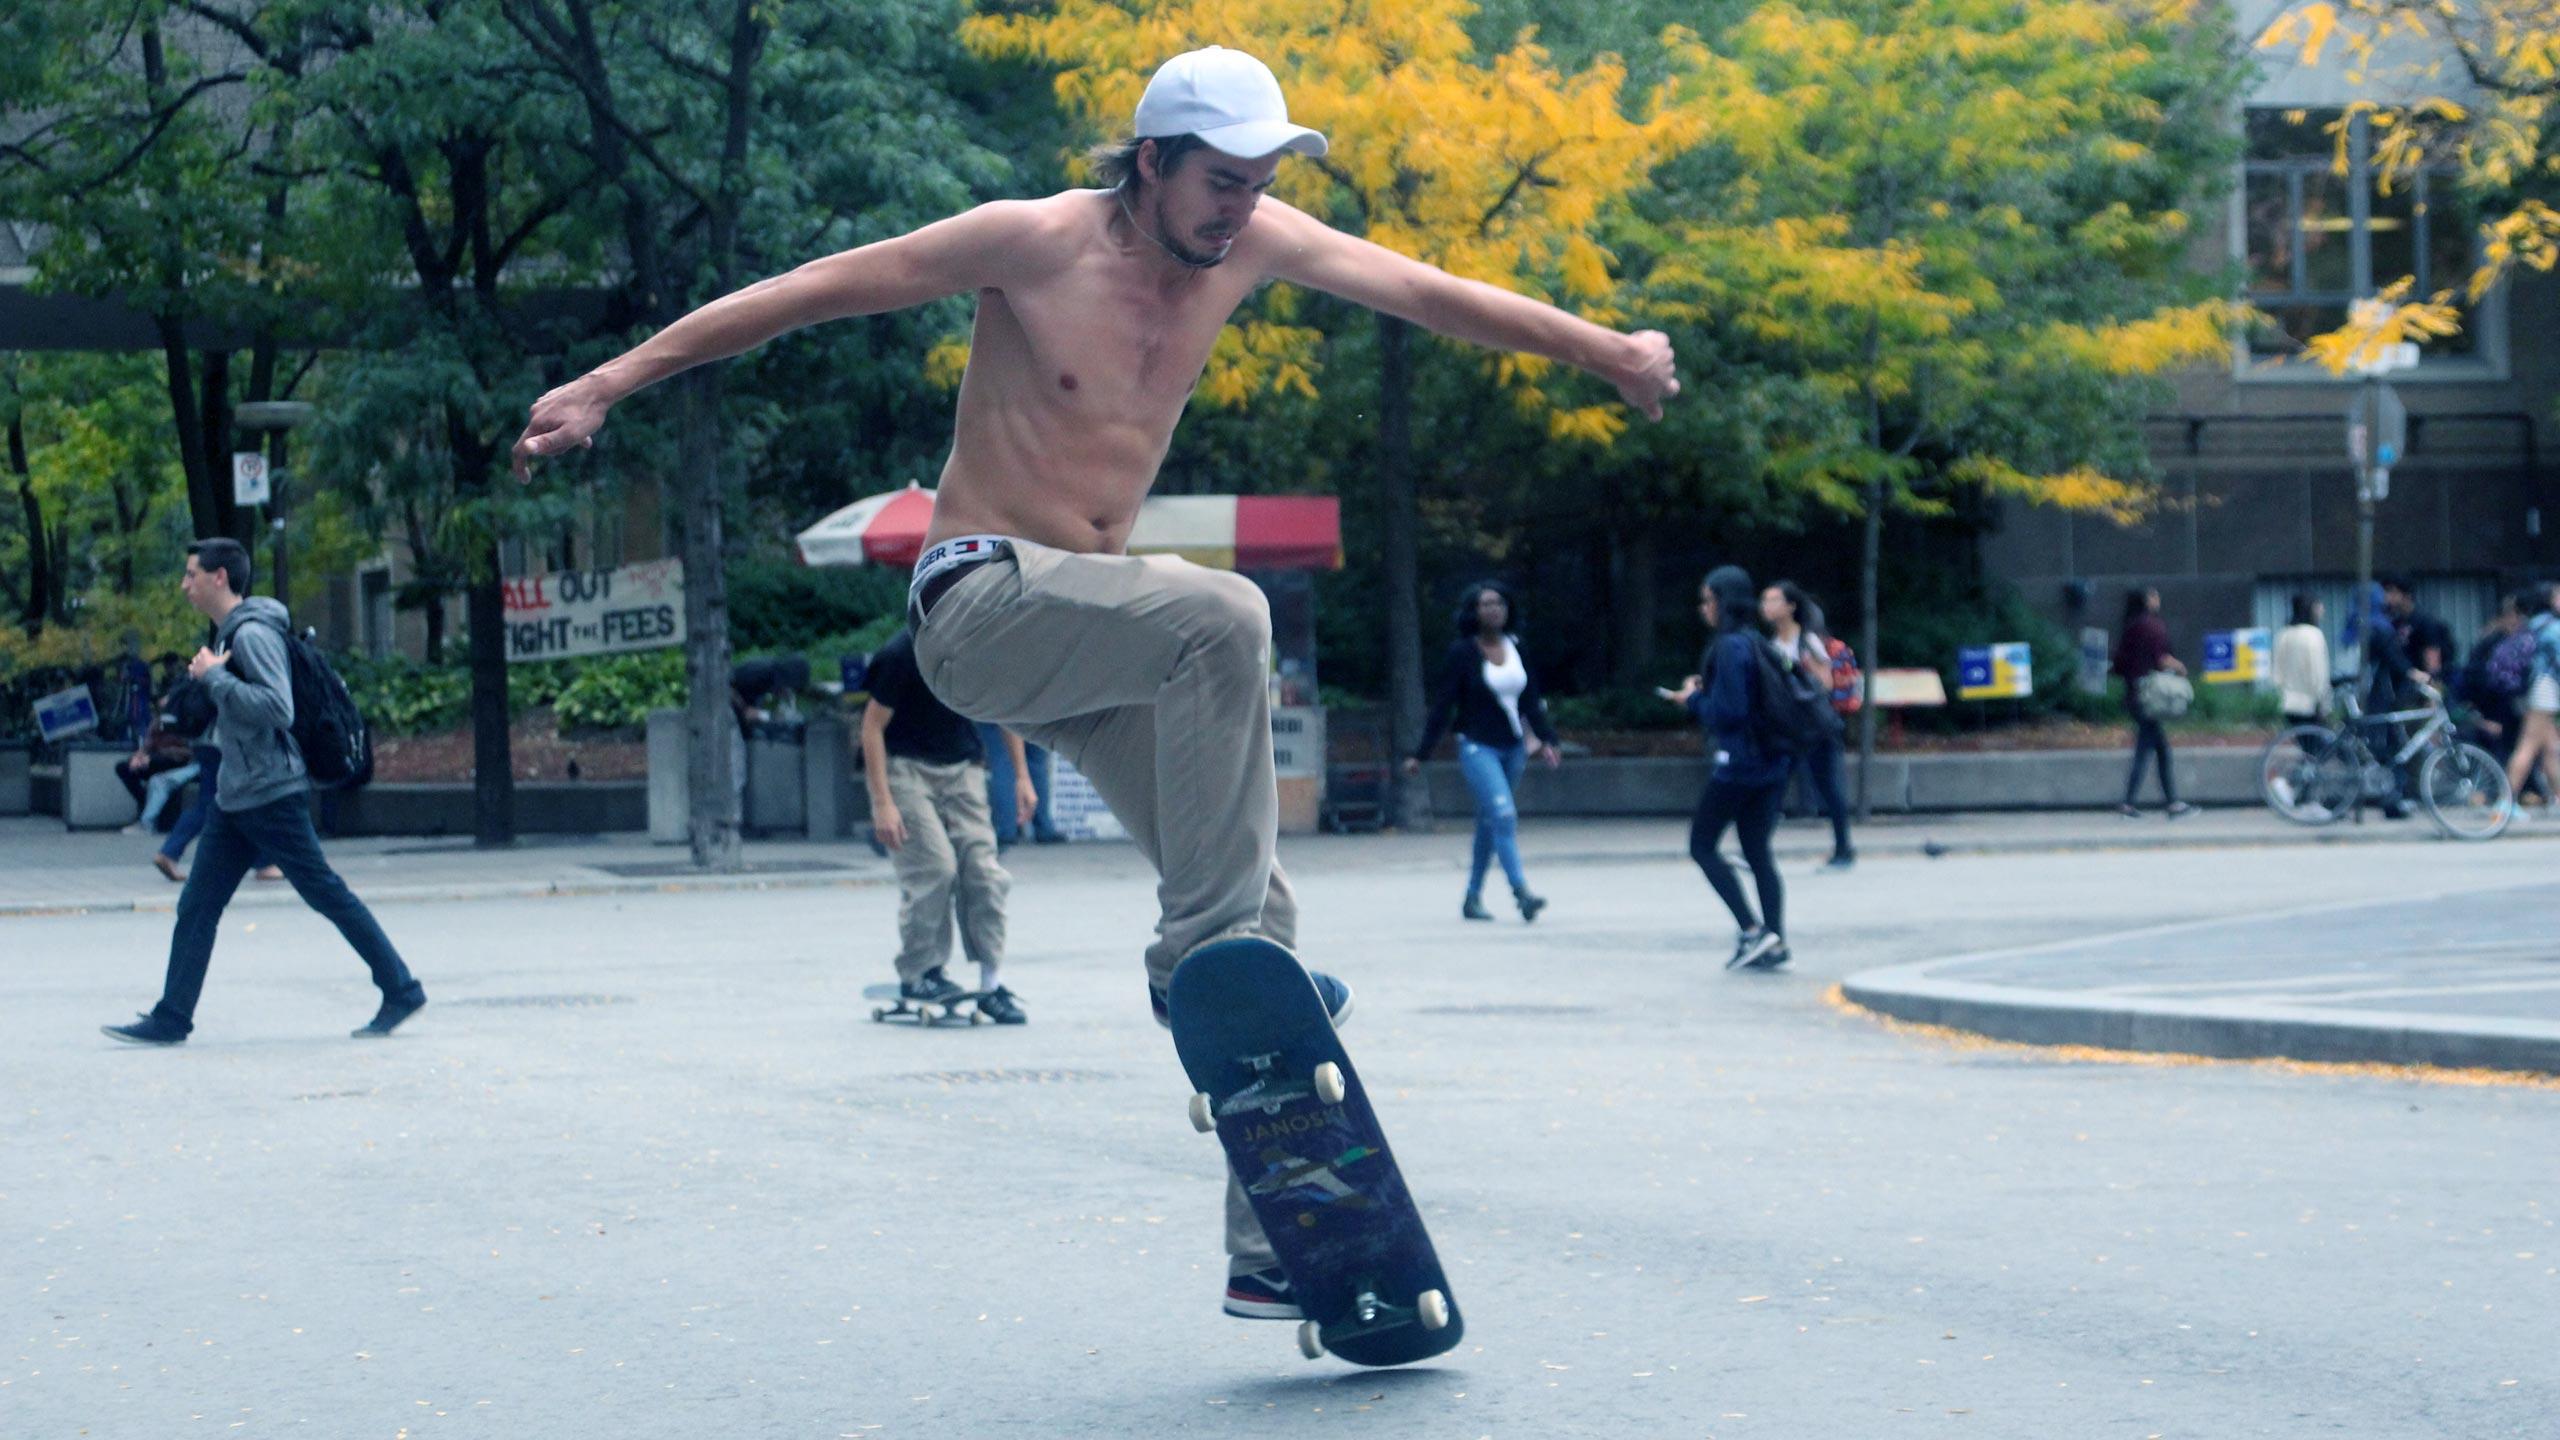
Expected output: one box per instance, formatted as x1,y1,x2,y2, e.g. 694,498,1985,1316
120,823,150,836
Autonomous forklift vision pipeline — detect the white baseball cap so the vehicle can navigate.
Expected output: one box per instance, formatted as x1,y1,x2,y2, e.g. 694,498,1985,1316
1133,47,1327,161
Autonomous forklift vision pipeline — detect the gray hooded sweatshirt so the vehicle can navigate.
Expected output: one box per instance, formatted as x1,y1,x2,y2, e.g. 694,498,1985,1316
201,595,308,811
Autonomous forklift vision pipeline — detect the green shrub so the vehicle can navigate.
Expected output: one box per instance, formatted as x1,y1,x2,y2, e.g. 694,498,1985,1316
337,654,471,737
1545,687,1691,733
554,649,690,732
726,558,906,652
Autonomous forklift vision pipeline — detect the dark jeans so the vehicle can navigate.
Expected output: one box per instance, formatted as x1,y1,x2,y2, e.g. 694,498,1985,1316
1690,777,1785,937
149,793,419,1034
1792,734,1854,859
2124,698,2177,805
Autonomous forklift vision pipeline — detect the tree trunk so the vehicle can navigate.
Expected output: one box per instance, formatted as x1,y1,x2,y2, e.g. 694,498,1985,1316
1378,316,1431,831
1612,523,1659,685
465,546,514,847
8,414,51,629
1855,476,1882,820
677,368,742,870
422,591,447,666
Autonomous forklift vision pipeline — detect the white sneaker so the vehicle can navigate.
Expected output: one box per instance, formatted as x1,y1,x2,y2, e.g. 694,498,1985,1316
119,823,150,836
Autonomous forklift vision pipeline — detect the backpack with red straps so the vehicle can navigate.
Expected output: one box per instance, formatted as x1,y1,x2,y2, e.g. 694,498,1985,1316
1825,635,1864,714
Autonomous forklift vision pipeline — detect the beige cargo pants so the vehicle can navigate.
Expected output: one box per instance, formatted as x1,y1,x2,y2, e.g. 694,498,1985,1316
881,755,1008,985
914,537,1298,1274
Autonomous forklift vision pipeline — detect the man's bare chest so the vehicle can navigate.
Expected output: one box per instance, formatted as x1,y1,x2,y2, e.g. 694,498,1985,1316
990,271,1251,405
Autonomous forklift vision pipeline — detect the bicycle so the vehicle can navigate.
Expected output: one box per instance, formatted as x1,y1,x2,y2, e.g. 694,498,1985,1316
2260,679,2512,840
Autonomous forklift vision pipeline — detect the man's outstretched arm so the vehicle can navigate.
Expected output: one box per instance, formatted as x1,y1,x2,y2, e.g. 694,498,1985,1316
1255,200,1679,419
512,201,1040,477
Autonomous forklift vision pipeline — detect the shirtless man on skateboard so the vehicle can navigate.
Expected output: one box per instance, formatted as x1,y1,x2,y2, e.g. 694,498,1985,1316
515,43,1678,1328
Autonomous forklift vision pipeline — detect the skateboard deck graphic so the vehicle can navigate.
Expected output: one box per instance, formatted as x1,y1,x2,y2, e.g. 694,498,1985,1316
1166,936,1462,1367
861,981,994,1027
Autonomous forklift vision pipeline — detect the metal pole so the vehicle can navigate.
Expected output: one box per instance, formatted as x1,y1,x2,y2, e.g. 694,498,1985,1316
268,427,290,615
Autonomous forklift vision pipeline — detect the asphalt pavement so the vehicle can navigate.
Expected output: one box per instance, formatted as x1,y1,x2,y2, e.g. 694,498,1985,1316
4,813,2555,1437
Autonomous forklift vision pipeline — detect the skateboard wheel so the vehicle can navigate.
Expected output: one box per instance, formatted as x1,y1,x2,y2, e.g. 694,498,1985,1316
969,1010,985,1026
1297,1320,1325,1360
1188,1092,1216,1133
1417,1289,1450,1331
870,1008,886,1022
1313,1061,1345,1106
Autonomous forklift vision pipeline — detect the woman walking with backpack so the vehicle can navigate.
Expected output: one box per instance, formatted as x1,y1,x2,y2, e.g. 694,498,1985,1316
1670,566,1790,971
2113,586,2194,819
1406,580,1558,922
1762,580,1854,869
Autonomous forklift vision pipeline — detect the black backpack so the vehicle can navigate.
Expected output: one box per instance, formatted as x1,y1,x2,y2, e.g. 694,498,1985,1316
1745,636,1840,759
239,617,374,789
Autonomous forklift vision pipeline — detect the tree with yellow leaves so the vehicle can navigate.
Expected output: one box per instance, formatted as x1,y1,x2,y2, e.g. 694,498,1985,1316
962,0,1709,826
1640,0,2247,808
2255,2,2560,371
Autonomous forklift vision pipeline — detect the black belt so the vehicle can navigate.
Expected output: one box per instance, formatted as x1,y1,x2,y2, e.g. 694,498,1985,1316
909,549,1010,625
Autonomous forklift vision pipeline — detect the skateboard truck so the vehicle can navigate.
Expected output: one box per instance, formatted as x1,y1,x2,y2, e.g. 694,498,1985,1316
1189,1057,1347,1132
1295,1285,1451,1361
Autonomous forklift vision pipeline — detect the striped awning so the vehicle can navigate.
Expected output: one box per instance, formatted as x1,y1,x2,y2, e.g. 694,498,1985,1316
796,488,1340,572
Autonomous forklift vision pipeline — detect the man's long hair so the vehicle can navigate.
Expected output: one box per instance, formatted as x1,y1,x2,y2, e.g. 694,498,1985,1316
1086,134,1209,197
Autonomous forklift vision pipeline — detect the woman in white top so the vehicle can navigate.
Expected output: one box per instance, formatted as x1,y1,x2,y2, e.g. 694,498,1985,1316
1760,581,1854,868
2271,592,2331,726
1406,581,1561,921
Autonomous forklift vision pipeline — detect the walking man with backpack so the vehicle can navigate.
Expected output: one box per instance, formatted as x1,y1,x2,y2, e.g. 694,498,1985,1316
101,539,426,1046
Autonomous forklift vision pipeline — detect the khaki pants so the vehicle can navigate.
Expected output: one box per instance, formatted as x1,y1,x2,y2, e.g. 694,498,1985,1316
915,538,1297,1272
883,755,1009,984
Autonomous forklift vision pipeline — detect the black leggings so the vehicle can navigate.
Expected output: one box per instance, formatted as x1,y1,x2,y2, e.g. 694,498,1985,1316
1690,778,1785,937
2124,699,2176,805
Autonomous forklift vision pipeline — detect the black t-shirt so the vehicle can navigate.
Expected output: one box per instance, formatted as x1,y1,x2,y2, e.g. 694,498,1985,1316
864,630,983,766
2399,611,2456,678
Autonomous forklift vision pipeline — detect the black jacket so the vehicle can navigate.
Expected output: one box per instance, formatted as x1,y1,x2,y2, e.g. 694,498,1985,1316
1414,635,1558,760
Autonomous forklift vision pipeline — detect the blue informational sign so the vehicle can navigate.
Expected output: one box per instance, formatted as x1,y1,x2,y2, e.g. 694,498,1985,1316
2203,628,2270,684
34,685,100,742
1957,642,2033,701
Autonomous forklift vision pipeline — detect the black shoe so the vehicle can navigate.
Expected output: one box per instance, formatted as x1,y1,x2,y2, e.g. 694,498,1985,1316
978,985,1026,1025
102,1012,187,1046
901,968,967,1004
1223,1266,1302,1320
1725,927,1766,970
353,991,426,1038
1461,894,1493,921
2164,802,2197,820
2117,803,2142,819
1730,929,1783,970
1515,890,1547,923
1744,938,1793,970
1823,852,1856,871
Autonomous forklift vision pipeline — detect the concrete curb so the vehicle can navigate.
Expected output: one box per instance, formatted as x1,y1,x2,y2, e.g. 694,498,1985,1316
0,866,895,918
1840,958,2560,1075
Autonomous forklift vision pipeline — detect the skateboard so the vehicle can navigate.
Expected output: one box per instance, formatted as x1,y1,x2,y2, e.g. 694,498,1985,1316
862,981,994,1027
1166,936,1462,1367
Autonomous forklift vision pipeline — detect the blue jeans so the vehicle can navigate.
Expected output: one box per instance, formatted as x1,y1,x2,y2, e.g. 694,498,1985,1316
1457,735,1530,897
978,724,1060,843
138,763,201,830
149,793,420,1034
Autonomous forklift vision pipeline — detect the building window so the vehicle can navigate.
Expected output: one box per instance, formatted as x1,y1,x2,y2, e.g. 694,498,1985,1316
2240,107,2486,370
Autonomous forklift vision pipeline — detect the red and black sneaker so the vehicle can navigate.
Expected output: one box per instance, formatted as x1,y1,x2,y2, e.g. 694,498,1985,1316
1223,1266,1302,1321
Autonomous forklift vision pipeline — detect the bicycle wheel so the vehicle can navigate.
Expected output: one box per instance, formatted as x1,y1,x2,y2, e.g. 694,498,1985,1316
2261,724,2355,825
2421,743,2512,841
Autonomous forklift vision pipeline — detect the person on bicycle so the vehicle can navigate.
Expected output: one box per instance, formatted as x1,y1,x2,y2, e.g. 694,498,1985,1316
2344,582,2426,820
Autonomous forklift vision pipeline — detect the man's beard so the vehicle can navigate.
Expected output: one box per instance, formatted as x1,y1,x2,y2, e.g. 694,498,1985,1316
1155,196,1229,269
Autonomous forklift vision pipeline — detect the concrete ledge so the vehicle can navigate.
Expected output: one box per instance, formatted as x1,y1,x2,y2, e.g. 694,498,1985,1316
1423,746,2265,817
1841,961,2560,1075
328,782,646,837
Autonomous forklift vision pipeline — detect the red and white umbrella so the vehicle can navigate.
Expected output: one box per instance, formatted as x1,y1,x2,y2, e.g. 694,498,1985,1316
796,485,1341,573
793,482,937,568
